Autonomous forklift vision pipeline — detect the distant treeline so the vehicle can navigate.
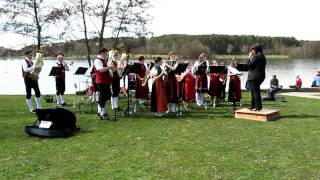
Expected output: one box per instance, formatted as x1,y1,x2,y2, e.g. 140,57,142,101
2,34,320,59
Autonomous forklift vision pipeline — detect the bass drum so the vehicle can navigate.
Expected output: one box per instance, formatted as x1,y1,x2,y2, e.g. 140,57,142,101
25,126,72,138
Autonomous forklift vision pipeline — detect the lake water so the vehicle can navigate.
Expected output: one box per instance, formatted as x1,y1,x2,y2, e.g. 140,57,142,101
0,58,320,95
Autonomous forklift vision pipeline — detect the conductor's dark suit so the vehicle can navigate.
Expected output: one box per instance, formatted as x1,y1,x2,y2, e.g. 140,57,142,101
247,53,266,110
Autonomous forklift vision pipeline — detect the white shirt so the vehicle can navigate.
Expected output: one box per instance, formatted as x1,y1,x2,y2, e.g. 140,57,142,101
150,66,158,77
56,61,70,71
21,57,34,73
228,66,241,75
94,58,104,71
192,60,209,74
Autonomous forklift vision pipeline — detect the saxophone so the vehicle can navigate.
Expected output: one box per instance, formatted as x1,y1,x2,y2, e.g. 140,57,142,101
30,50,45,81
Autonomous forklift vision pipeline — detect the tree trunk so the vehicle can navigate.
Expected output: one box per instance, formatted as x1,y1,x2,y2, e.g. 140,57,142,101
98,0,111,49
33,0,41,50
80,0,91,66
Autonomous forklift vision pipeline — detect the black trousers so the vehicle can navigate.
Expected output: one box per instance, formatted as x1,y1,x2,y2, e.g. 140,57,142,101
56,78,65,95
248,80,263,110
97,84,111,108
24,77,41,99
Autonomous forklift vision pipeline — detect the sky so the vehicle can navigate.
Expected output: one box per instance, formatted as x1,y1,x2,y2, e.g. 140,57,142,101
1,0,320,49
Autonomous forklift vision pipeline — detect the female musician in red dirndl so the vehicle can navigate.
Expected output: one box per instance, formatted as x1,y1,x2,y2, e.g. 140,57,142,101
179,60,195,109
208,59,220,107
165,51,179,113
193,53,209,107
227,58,242,103
150,57,167,117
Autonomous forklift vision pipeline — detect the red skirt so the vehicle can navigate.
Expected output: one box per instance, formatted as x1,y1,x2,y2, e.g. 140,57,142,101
228,75,242,102
184,73,195,101
208,74,219,97
151,78,167,113
135,78,149,99
165,74,178,103
195,74,208,92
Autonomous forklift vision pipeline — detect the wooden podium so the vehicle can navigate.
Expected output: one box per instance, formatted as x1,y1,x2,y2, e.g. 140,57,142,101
235,108,280,121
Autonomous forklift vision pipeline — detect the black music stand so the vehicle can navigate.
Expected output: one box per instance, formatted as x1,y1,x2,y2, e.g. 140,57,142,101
209,66,226,74
74,67,88,92
122,63,141,117
236,64,249,72
173,63,189,117
174,63,189,75
196,66,207,75
49,66,61,76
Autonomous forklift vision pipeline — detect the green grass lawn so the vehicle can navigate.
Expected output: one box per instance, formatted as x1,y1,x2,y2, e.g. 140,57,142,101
1,93,320,179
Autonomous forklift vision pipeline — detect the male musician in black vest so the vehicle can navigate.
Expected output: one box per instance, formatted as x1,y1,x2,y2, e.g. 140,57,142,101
55,54,69,106
21,50,42,113
247,44,266,111
93,48,115,120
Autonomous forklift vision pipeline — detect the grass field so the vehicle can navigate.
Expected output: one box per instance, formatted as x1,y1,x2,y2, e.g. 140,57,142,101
0,93,320,179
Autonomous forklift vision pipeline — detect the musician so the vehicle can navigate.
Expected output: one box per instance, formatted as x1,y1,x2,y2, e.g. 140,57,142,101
227,57,242,104
55,54,69,106
165,51,179,113
21,50,42,113
119,52,130,94
179,60,195,110
192,53,209,107
93,48,114,120
218,62,227,102
135,56,149,106
110,51,122,111
150,57,167,117
208,59,220,107
247,44,266,111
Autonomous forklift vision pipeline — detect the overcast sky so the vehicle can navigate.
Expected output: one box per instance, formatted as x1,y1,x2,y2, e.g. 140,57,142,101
1,0,320,49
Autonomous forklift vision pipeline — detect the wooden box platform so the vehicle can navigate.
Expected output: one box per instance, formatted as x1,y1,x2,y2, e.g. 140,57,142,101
235,108,280,121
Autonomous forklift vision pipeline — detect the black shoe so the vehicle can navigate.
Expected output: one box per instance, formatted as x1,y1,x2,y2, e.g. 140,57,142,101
114,107,121,111
30,109,36,114
62,103,67,106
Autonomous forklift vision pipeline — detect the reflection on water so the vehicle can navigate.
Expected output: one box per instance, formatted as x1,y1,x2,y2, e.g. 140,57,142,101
0,58,319,95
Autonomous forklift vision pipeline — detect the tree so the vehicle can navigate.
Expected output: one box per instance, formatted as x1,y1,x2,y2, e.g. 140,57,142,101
0,0,70,50
110,0,152,49
79,0,92,66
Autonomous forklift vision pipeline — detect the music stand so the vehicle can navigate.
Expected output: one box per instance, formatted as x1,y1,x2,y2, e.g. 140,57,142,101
132,63,142,74
122,63,142,117
196,66,207,75
49,66,61,76
209,66,226,74
74,67,88,92
236,64,249,72
174,63,189,75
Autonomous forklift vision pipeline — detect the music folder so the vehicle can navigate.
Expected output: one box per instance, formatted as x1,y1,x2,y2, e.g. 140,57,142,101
209,66,226,74
236,64,249,72
74,67,88,75
48,66,61,76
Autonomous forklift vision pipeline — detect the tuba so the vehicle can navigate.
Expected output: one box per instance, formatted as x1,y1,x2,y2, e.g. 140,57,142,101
30,50,45,80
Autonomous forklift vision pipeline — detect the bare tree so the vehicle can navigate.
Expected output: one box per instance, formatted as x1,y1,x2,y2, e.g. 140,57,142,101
79,0,92,66
111,0,152,49
0,0,70,50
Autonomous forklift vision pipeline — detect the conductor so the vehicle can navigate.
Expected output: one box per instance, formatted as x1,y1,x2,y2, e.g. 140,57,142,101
247,44,266,111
